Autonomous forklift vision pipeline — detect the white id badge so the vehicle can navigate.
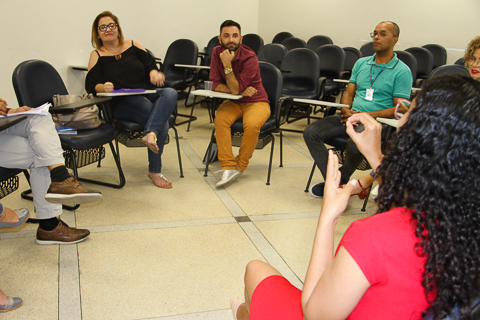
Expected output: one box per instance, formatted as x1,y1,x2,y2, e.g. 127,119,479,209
365,88,374,101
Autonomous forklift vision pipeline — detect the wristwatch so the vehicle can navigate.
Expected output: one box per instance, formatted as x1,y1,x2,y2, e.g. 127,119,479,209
224,68,233,75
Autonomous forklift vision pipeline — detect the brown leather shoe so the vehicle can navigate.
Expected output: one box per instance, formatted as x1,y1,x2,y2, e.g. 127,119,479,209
45,177,102,205
36,219,90,245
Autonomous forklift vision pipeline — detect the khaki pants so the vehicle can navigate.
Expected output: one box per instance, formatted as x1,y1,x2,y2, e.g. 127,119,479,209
214,100,270,171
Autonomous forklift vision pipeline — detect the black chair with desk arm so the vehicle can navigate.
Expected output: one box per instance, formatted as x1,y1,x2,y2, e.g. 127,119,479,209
186,36,218,131
422,44,447,70
429,64,470,78
405,47,433,87
395,51,417,95
242,33,264,54
359,42,375,57
454,57,465,66
280,48,323,133
0,168,31,202
281,37,307,51
161,39,199,125
307,35,333,51
257,43,288,70
109,105,184,178
342,47,363,80
313,44,347,108
272,31,294,44
12,59,125,193
203,61,287,185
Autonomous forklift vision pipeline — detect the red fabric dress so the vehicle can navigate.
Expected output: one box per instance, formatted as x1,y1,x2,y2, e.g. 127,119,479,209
249,207,429,320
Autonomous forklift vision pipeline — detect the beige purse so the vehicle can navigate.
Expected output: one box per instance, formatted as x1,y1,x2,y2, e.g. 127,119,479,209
51,94,101,129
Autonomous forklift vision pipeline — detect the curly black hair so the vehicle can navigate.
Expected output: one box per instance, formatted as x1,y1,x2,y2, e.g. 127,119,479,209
375,74,480,319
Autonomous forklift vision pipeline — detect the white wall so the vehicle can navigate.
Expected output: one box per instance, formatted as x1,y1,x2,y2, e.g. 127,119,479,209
0,0,260,108
1,0,477,108
258,0,479,62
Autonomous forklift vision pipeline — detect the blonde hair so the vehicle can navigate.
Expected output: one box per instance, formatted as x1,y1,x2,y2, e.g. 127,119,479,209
91,11,124,49
464,36,480,67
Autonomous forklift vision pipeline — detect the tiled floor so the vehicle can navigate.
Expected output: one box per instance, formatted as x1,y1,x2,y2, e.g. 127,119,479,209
0,98,377,320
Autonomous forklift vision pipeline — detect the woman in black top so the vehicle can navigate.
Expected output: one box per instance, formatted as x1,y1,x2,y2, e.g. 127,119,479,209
86,11,177,188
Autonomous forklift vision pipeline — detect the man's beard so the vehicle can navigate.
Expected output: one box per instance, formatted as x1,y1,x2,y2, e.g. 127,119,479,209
222,41,240,52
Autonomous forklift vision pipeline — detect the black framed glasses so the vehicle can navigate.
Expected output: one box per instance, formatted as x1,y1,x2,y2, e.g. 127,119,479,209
98,23,117,32
370,31,396,38
395,99,411,120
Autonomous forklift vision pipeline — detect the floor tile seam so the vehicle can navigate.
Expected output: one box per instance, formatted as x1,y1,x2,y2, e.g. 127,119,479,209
238,221,303,288
82,217,238,233
281,135,313,159
147,308,231,319
58,243,83,320
0,217,238,239
178,137,208,169
248,211,320,222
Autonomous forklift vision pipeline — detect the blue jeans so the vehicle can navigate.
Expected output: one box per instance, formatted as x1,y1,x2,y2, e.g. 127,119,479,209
113,88,178,173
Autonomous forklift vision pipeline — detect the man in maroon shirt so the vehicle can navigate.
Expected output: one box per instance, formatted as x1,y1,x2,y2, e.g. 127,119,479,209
210,20,270,188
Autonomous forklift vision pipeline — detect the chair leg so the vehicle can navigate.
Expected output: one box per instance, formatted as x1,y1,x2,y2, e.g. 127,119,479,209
203,129,216,177
279,131,283,168
97,146,103,167
186,99,196,132
76,141,126,189
171,127,184,178
305,162,316,192
266,134,275,185
361,184,373,212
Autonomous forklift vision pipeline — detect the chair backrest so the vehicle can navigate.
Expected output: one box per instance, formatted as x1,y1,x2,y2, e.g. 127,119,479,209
394,51,417,85
281,48,320,96
199,36,220,81
359,42,375,57
161,39,199,80
343,47,363,73
281,37,307,51
314,44,345,79
454,57,464,66
422,44,447,69
257,43,288,69
242,33,264,54
12,59,68,107
430,64,470,78
272,31,294,44
259,61,282,120
405,47,434,78
307,35,333,51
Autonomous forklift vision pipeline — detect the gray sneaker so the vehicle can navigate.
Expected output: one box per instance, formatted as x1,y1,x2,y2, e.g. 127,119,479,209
216,169,242,188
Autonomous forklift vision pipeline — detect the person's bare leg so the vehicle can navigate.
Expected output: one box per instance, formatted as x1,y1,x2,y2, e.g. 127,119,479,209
148,172,172,188
233,260,283,319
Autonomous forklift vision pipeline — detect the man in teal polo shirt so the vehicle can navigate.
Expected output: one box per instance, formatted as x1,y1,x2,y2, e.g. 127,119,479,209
304,21,412,197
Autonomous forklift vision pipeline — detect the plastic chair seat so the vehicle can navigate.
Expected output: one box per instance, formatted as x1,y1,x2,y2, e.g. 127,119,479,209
58,123,115,150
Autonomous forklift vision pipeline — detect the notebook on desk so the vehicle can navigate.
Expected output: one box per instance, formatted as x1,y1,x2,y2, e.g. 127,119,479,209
112,88,146,93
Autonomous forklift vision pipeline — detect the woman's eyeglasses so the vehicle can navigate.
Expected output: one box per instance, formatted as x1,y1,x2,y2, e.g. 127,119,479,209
395,99,411,120
98,23,117,32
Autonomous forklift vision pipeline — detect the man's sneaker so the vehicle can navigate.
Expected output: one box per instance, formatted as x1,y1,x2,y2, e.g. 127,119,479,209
216,169,242,188
36,219,90,245
45,177,102,205
309,182,325,198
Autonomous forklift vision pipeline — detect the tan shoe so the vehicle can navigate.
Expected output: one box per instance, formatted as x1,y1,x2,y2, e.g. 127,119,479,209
36,219,90,245
45,177,102,205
